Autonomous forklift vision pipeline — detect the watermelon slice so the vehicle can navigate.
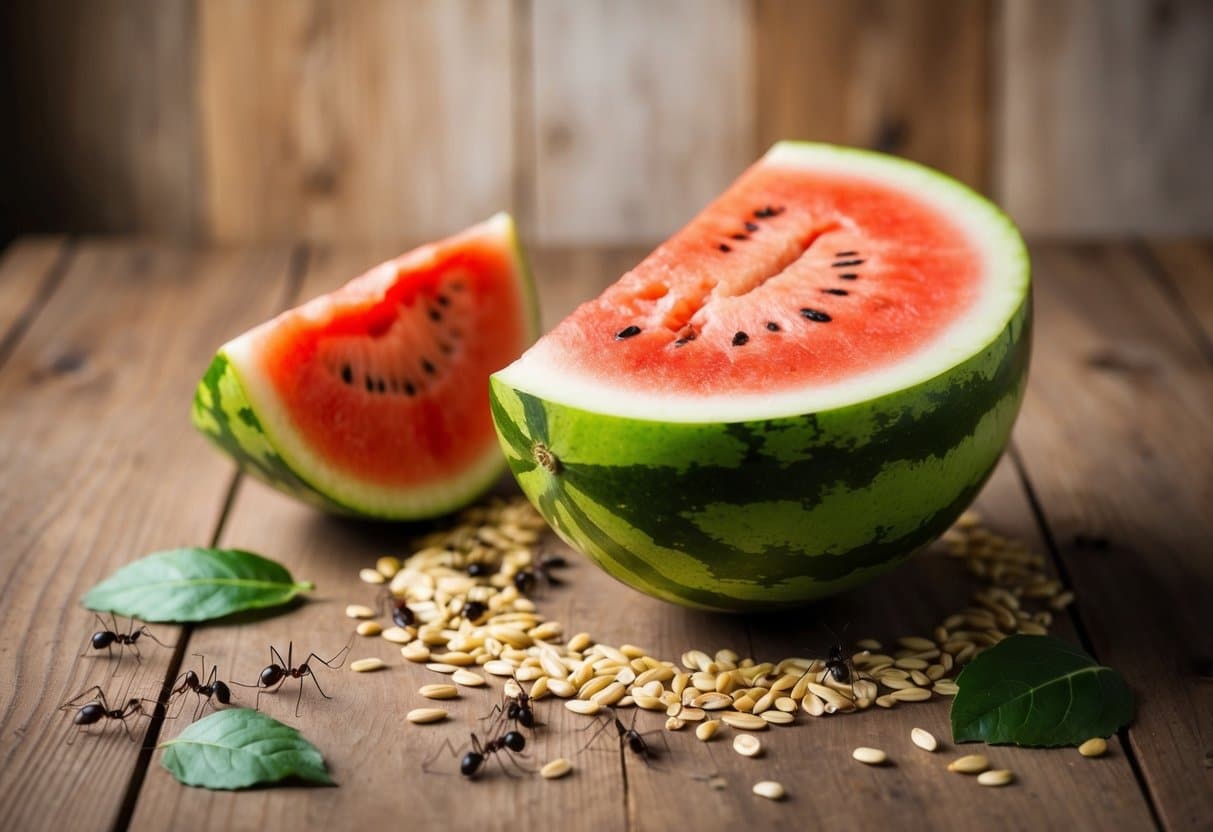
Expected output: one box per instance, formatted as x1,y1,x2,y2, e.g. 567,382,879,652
192,213,538,519
490,143,1030,611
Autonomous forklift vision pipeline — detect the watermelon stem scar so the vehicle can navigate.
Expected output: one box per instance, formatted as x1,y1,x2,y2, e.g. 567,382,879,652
532,443,561,475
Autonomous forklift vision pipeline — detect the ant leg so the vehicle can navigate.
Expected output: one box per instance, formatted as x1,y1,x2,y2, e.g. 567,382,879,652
61,685,106,710
307,670,332,701
306,634,353,670
137,625,175,649
578,713,616,754
420,738,466,775
270,644,288,669
294,678,307,718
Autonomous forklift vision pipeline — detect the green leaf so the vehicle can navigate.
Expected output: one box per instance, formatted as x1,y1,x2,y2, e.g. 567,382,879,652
160,708,333,789
951,634,1134,747
83,548,313,623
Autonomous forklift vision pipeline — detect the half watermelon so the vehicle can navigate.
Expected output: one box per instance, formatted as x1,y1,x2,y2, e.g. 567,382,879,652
491,143,1030,611
193,213,538,519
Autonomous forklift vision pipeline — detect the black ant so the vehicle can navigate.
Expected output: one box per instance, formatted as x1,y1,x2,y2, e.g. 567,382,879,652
60,684,149,742
513,552,568,595
167,654,232,721
796,623,856,693
424,724,529,779
86,613,173,669
378,588,416,628
233,639,351,717
582,707,668,765
482,677,537,731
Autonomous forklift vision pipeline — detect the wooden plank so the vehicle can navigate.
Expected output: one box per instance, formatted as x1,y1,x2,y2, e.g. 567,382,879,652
1141,239,1213,354
1012,242,1213,830
0,1,198,237
0,238,70,357
626,458,1154,828
754,0,991,191
198,0,515,243
529,0,754,244
997,0,1213,235
0,242,293,830
128,245,629,831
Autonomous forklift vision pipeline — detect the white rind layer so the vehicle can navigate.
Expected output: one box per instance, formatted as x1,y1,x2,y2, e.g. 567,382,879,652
494,143,1029,424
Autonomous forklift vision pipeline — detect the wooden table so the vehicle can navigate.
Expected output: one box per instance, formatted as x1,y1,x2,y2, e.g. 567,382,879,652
0,237,1209,831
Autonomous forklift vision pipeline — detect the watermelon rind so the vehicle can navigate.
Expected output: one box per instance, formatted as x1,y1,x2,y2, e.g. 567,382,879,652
192,213,538,520
489,143,1031,610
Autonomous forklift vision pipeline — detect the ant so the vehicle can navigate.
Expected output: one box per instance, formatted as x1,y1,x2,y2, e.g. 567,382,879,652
512,552,568,595
60,684,149,742
482,677,537,732
378,588,416,628
233,639,351,717
86,613,173,669
424,724,529,779
582,707,668,765
796,623,856,693
167,654,232,721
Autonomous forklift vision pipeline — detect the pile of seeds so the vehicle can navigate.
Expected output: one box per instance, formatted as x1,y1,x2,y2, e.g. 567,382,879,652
348,501,1073,739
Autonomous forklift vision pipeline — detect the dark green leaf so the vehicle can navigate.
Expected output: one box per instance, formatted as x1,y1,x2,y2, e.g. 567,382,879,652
160,708,333,789
951,634,1133,746
83,548,313,623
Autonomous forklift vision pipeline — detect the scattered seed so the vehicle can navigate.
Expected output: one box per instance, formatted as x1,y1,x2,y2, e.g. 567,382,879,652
911,727,938,752
856,639,882,650
666,717,687,731
350,657,386,673
615,326,641,340
760,710,794,725
376,556,401,578
401,644,430,663
800,308,832,323
356,621,382,637
978,769,1015,787
733,734,763,757
721,712,768,731
565,699,600,716
948,754,990,774
406,707,448,724
345,604,375,620
852,747,888,766
732,331,749,347
541,758,573,779
696,720,720,741
1078,737,1108,758
359,568,386,585
452,669,486,687
381,626,412,644
752,780,786,801
765,321,781,332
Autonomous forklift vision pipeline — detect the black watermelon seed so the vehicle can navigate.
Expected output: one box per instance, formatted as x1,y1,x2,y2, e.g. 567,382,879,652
421,359,436,375
832,259,864,267
436,294,450,307
404,381,416,396
745,222,759,232
428,308,442,322
730,233,749,241
364,376,374,392
719,243,732,253
673,338,689,348
341,364,353,384
439,342,453,355
821,288,849,296
450,282,464,292
732,331,749,346
800,308,832,323
376,379,386,393
835,250,857,257
839,273,858,280
766,321,780,332
615,325,642,340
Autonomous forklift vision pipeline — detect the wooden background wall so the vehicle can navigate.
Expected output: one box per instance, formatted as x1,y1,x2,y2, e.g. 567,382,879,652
1,0,1210,246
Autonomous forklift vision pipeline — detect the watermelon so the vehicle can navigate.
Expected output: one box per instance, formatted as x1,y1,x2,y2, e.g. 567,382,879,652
490,143,1030,611
192,213,538,519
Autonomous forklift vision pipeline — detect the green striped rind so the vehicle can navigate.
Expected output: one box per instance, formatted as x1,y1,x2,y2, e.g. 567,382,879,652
192,352,353,514
489,296,1030,611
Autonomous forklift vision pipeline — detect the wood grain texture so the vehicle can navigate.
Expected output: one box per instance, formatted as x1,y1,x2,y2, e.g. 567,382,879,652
529,0,754,244
198,0,516,243
754,0,991,191
1142,240,1213,355
0,1,199,238
1013,242,1213,830
0,242,292,830
0,238,71,358
997,0,1213,235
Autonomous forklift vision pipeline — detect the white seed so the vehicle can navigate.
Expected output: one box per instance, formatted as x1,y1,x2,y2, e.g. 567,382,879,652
376,556,401,578
345,604,375,619
425,662,459,674
911,727,939,752
350,657,386,673
932,681,960,696
431,651,475,666
541,758,572,780
852,747,888,765
721,712,768,731
774,696,797,713
406,707,448,724
752,780,786,801
381,626,412,644
530,676,550,699
567,632,593,653
733,734,762,757
452,669,486,687
419,683,459,700
547,679,577,698
1078,737,1108,758
665,717,686,731
855,638,882,651
948,754,990,774
484,660,518,677
978,769,1014,787
696,720,720,741
891,687,932,703
503,678,523,698
356,621,382,637
565,699,600,716
592,681,627,706
759,710,794,725
897,636,937,651
359,568,386,585
801,693,825,717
